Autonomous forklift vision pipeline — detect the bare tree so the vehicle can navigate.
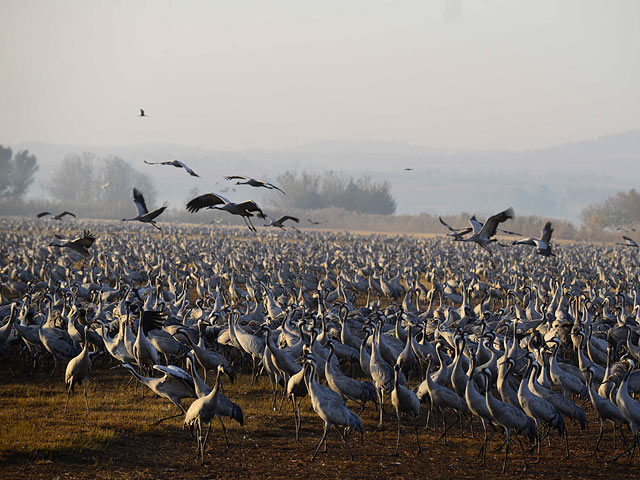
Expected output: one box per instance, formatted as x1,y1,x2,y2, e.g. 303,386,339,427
44,153,156,218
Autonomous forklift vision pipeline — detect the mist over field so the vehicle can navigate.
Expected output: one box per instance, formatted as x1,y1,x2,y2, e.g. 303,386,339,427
14,130,640,219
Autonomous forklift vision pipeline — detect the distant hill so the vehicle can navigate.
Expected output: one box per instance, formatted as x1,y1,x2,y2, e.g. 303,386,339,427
11,130,640,220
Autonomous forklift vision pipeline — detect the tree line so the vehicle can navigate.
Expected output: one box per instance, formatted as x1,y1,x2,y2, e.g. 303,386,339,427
270,170,397,215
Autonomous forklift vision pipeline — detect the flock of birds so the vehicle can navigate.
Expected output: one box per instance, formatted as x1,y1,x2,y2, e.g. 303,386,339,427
2,208,640,473
5,107,640,472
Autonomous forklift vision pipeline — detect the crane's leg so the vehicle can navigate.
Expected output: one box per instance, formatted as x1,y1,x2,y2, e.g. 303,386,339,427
218,417,230,450
291,396,301,441
594,419,604,453
610,432,637,462
502,430,511,474
64,385,72,414
336,426,355,460
151,221,161,231
477,418,488,465
564,429,570,459
83,378,89,414
47,356,58,380
312,423,330,461
377,389,385,430
394,410,402,456
515,433,528,472
154,403,185,425
413,414,422,454
201,423,211,464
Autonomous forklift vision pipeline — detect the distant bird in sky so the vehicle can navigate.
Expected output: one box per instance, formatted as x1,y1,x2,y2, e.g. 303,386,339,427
308,218,328,225
224,176,285,194
617,235,639,248
101,183,110,189
37,211,76,220
122,188,167,230
404,168,414,171
186,193,264,232
139,109,148,117
144,160,200,177
49,230,96,257
513,221,555,256
262,214,299,230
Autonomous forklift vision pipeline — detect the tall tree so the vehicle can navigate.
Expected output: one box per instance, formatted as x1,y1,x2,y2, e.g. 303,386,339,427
9,150,39,199
0,146,39,199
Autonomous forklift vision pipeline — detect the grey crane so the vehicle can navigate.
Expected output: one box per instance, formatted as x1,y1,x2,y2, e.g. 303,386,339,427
186,193,265,232
122,188,167,230
391,363,421,455
120,362,196,421
37,211,76,220
583,365,627,453
64,334,92,414
144,160,200,177
325,341,377,414
481,369,536,473
462,207,515,252
513,221,555,256
303,355,364,461
617,236,639,248
262,214,300,230
48,230,96,257
224,175,285,194
610,359,640,464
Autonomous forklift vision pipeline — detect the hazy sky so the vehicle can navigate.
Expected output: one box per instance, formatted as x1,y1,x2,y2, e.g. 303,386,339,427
1,0,639,151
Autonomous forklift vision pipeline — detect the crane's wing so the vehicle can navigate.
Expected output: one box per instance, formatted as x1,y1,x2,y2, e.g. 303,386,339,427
439,216,466,233
266,182,286,194
174,161,199,177
468,215,484,234
496,227,521,236
153,364,194,384
58,211,76,218
541,222,553,244
236,200,264,216
186,193,228,213
478,207,514,239
623,235,639,247
140,204,167,221
141,310,166,334
512,238,536,247
133,188,149,216
278,215,299,224
224,175,248,181
37,212,51,218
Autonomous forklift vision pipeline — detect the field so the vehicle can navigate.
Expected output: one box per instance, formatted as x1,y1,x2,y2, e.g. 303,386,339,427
1,360,639,480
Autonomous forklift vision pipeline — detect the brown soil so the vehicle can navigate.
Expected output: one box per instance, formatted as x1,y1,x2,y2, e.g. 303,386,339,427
1,361,639,480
